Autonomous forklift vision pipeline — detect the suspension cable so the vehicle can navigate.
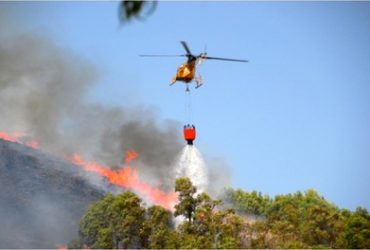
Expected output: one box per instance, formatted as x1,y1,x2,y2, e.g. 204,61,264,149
185,85,192,124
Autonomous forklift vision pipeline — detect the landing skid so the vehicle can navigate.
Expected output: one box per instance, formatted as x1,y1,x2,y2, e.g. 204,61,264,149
169,75,203,90
170,77,176,86
195,75,203,89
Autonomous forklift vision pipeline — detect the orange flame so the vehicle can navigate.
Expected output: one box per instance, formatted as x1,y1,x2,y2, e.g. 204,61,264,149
69,153,177,210
0,131,39,149
26,139,39,149
125,150,138,163
0,131,19,143
1,131,176,210
56,244,67,250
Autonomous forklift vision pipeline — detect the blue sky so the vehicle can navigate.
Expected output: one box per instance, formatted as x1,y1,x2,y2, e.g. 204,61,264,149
6,2,370,210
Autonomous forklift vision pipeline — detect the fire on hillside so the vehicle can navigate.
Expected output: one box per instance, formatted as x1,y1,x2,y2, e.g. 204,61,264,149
0,131,176,210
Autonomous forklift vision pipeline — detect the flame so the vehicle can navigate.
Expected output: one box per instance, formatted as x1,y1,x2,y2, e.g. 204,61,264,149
26,139,39,149
56,244,67,250
0,131,39,149
1,131,176,210
0,131,20,143
125,150,138,163
69,153,177,210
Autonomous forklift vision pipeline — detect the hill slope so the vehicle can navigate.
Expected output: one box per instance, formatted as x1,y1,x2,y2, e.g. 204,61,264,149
0,139,104,248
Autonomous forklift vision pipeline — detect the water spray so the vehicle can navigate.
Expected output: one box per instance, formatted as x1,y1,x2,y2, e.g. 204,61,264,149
173,83,209,193
174,145,208,194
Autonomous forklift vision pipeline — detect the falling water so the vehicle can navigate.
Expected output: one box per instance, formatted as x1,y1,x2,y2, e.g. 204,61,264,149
174,145,208,193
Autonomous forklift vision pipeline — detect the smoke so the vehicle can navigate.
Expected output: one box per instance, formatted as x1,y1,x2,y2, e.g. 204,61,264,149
0,4,231,201
0,139,104,248
0,5,233,248
0,7,182,189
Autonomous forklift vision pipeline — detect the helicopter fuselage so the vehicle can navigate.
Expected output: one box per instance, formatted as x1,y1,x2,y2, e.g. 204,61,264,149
174,59,197,83
142,41,247,89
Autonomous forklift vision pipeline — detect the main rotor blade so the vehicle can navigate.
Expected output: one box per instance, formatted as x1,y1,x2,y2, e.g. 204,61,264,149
180,41,192,55
203,56,248,63
139,54,187,57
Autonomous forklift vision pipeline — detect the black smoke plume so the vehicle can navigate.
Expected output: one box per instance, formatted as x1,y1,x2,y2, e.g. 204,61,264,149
0,6,182,189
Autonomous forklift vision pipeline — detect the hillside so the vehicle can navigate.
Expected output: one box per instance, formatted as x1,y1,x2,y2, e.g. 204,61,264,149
0,139,104,248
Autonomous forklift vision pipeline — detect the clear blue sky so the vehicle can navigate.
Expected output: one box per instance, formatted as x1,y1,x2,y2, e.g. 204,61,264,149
6,1,370,210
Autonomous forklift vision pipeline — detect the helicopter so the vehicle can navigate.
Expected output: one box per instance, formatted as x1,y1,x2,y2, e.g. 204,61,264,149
140,41,248,90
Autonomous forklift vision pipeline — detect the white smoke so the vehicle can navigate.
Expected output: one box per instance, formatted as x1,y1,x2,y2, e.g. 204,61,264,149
174,145,208,193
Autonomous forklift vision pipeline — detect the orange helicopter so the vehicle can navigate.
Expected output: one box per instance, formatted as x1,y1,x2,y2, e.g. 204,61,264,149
140,41,248,91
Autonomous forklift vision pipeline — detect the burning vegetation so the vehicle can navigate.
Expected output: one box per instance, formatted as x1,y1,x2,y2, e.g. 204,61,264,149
69,152,177,210
0,131,39,149
1,131,177,210
1,7,369,249
1,135,369,249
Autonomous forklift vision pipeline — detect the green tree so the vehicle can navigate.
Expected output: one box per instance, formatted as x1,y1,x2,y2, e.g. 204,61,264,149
343,207,370,248
223,188,272,216
264,189,348,248
249,220,271,248
266,193,303,247
141,205,178,248
216,208,246,248
79,192,145,249
174,178,207,248
175,178,247,249
78,194,115,248
174,177,197,223
73,178,366,249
